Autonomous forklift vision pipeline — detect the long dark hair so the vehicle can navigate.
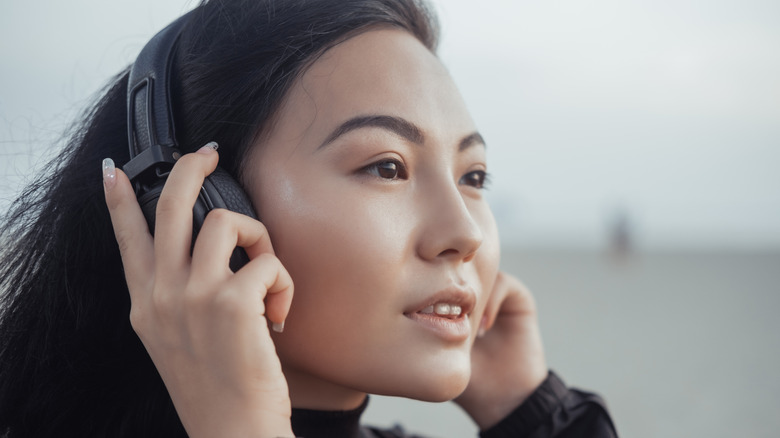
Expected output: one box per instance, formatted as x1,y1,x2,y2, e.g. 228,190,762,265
0,1,438,436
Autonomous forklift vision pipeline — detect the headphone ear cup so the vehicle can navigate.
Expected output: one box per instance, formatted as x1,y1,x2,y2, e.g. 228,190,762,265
136,166,259,272
196,167,258,272
137,181,165,236
200,167,259,220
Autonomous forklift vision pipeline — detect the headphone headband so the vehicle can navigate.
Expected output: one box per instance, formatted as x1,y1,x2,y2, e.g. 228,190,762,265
124,11,194,190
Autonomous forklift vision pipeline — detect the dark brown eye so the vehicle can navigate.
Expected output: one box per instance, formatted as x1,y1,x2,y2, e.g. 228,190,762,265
376,161,399,179
460,170,490,189
365,159,407,180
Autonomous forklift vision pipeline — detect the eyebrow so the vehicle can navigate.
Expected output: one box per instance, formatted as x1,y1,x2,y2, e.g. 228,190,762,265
317,114,485,151
458,132,486,152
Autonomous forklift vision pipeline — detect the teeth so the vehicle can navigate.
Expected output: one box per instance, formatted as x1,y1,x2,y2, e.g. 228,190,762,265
435,303,451,315
418,303,463,316
417,303,464,317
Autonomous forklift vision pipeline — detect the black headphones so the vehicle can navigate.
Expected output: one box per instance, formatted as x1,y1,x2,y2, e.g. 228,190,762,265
123,11,257,271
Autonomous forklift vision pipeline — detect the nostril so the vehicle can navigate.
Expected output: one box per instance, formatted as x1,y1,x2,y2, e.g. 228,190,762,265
434,248,478,264
437,248,459,258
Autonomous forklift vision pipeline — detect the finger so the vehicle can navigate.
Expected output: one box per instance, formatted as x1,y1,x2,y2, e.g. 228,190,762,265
154,145,219,273
227,253,294,327
190,209,275,278
480,271,509,332
103,159,155,297
483,272,537,331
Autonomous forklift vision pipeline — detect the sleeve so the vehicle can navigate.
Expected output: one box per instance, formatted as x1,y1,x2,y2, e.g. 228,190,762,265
479,371,618,438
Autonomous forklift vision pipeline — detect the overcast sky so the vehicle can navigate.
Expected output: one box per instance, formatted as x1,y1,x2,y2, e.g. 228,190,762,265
1,0,779,250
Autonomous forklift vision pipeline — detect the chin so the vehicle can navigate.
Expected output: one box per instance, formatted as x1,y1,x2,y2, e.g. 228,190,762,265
396,377,469,403
369,357,472,402
406,378,470,402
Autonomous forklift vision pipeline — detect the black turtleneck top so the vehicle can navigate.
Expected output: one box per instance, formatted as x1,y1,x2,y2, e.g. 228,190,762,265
289,371,617,438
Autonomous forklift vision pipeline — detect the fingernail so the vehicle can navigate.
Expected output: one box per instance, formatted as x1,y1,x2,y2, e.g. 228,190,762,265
477,315,488,338
102,158,116,189
272,321,285,333
197,141,219,154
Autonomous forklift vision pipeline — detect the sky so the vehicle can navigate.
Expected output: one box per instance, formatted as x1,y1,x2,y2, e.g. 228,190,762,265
1,0,779,250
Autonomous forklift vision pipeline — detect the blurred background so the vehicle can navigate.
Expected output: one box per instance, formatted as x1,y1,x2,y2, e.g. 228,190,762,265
1,0,778,437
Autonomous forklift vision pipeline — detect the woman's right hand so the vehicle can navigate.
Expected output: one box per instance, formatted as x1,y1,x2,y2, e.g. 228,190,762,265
102,145,295,438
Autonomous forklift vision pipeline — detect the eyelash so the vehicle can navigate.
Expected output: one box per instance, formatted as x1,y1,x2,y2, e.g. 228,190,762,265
362,159,491,190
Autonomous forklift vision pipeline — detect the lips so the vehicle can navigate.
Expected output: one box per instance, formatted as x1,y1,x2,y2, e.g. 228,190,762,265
405,286,476,319
403,286,476,342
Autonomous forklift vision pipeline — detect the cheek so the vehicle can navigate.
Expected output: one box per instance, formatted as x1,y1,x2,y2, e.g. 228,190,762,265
480,206,501,278
470,204,502,328
264,178,409,303
253,165,414,364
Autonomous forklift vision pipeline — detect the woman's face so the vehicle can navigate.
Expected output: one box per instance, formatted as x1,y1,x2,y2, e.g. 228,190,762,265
244,28,500,409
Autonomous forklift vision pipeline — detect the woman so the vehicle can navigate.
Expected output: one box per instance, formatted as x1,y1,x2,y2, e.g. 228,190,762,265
0,0,617,436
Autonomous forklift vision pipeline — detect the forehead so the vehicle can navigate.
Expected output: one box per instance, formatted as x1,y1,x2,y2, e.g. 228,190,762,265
271,27,475,147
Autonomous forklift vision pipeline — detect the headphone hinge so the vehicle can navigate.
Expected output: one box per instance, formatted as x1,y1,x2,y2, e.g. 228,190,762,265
123,144,181,192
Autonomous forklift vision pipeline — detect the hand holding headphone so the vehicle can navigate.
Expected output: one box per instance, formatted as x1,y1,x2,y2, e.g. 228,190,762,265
123,11,258,272
103,12,296,436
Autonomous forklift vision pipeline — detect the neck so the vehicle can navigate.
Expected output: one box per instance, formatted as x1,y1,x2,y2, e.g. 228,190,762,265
284,365,368,411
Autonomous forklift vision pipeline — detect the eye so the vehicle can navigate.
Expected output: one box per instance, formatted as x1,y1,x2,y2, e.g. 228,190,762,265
364,159,408,180
460,170,490,189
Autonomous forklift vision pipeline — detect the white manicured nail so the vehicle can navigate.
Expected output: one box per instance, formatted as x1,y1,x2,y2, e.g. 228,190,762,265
197,141,219,154
102,158,116,189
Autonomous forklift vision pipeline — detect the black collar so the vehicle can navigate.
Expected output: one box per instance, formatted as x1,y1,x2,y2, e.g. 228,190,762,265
290,396,370,438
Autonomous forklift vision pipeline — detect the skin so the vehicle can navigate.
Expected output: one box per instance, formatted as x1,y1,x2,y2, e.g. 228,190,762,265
104,27,547,437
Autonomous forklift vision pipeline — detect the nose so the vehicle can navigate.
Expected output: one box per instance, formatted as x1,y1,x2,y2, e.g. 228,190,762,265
416,180,484,263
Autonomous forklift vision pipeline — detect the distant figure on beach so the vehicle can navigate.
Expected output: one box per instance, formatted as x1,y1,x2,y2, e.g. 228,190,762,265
609,206,633,259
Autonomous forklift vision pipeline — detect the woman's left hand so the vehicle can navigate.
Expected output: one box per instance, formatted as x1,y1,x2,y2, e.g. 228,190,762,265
455,271,548,430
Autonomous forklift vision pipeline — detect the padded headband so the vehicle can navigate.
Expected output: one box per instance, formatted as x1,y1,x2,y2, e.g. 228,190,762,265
124,11,194,190
121,10,258,271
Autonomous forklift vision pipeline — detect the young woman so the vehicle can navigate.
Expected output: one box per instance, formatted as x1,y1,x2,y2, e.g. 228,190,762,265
0,0,617,436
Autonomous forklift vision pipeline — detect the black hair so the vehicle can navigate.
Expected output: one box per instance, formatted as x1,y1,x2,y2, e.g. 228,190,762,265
0,1,438,436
